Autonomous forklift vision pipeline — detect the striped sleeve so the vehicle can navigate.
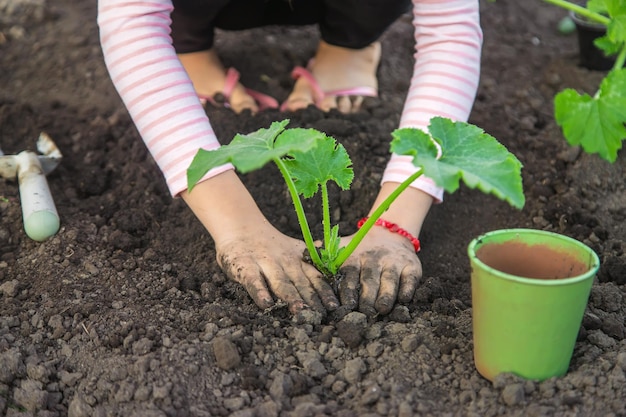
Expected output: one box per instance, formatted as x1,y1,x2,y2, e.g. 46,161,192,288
97,0,233,196
381,0,483,202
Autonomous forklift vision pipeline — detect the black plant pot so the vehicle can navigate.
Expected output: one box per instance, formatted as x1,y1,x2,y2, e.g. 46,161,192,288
570,12,615,71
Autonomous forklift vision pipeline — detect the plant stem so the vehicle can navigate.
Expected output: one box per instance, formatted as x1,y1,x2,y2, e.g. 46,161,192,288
542,0,610,26
613,44,626,71
332,168,424,269
593,47,626,100
274,158,325,270
321,182,331,249
594,45,626,99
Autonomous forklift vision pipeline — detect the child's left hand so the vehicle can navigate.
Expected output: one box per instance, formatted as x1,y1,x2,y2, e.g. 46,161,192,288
336,182,433,316
337,227,422,316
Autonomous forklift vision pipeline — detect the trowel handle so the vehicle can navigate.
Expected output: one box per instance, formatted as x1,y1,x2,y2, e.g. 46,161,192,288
16,151,60,241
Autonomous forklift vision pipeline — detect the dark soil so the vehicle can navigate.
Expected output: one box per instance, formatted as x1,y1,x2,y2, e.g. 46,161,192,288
1,1,625,416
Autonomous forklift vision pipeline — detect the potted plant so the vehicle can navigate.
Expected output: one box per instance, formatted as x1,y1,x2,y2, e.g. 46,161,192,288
555,0,624,70
568,10,616,70
543,0,626,162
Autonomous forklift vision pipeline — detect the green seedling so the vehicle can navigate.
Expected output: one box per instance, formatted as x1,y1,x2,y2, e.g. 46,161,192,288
187,118,524,276
544,0,626,162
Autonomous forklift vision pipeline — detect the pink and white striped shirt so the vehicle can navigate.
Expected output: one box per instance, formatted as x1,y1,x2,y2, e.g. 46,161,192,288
97,0,482,200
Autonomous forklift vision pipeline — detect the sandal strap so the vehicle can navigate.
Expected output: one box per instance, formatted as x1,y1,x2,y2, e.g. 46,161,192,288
288,66,378,107
244,88,279,110
225,68,279,110
221,67,240,102
290,66,326,104
197,68,278,110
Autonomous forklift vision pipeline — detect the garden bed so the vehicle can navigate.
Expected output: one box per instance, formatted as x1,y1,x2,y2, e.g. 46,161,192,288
0,1,624,416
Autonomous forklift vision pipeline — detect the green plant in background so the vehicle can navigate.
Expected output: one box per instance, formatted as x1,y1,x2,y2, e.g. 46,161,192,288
544,0,626,162
187,118,524,276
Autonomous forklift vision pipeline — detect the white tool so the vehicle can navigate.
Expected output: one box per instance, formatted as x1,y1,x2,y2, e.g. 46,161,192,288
0,132,62,241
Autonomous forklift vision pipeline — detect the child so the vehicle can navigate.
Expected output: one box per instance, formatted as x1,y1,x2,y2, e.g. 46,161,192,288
97,0,482,316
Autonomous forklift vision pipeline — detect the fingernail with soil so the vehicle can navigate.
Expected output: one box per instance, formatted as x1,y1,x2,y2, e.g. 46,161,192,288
359,305,378,317
324,294,340,310
260,298,274,309
341,298,357,310
289,301,308,314
375,299,392,315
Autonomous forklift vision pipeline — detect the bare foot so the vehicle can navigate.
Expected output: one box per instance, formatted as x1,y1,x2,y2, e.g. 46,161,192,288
283,41,381,114
178,49,258,114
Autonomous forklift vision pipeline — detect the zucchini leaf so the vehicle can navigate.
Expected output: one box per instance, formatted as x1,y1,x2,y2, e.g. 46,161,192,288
282,134,353,198
391,117,525,209
187,120,323,190
554,68,626,162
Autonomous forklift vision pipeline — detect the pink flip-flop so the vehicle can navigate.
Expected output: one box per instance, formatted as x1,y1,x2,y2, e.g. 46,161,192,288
280,66,378,112
198,68,279,111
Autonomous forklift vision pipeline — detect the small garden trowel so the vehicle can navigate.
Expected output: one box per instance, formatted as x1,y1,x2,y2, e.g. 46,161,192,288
0,132,62,241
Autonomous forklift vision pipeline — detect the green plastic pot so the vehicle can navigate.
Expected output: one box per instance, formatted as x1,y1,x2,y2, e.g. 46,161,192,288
468,228,600,382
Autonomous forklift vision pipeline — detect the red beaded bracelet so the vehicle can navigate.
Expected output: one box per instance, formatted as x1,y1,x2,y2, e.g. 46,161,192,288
357,217,421,252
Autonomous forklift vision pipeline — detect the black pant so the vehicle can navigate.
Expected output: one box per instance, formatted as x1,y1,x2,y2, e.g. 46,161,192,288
171,0,411,53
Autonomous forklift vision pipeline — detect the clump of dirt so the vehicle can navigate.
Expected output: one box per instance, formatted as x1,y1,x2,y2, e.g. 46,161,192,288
0,1,624,416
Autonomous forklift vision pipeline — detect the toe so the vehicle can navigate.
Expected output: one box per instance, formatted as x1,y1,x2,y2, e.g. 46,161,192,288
349,96,364,113
229,87,259,114
331,95,365,114
336,96,352,113
283,77,316,112
282,97,313,112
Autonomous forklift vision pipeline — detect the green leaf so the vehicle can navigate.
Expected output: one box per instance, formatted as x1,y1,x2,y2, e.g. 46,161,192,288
607,14,626,43
554,68,626,162
592,0,626,17
283,134,354,198
581,0,626,55
390,117,525,209
587,0,610,15
187,120,322,190
594,35,622,56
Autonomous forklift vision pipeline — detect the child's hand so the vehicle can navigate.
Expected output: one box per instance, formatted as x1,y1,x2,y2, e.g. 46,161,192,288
337,227,422,316
182,171,338,315
215,224,339,314
336,182,432,316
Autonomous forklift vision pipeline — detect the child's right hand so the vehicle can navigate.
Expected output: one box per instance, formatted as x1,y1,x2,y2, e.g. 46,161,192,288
215,223,339,314
182,170,338,314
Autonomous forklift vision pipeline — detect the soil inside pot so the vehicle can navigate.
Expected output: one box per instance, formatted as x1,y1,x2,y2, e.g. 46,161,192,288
476,241,589,280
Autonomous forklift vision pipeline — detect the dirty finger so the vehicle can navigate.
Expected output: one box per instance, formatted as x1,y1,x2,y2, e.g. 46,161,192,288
358,261,381,317
263,270,310,314
398,263,421,303
303,264,339,311
374,267,400,315
338,264,360,310
282,263,326,312
219,255,274,309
